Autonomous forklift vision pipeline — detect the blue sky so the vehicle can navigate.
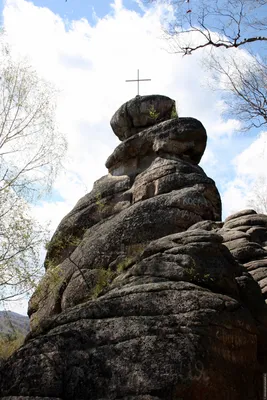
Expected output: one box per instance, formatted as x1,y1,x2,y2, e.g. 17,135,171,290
20,0,143,22
0,0,145,23
1,0,267,314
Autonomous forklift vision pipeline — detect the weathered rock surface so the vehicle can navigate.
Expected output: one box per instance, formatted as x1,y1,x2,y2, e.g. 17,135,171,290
30,166,220,325
1,230,267,399
188,209,267,304
31,155,220,325
34,108,218,329
1,95,267,400
110,95,176,140
220,209,267,303
106,117,207,177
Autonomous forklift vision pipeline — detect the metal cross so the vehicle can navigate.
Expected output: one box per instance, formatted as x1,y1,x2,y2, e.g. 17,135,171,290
126,69,151,96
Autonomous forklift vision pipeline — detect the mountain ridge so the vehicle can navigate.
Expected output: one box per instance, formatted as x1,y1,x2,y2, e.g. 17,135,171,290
0,311,29,337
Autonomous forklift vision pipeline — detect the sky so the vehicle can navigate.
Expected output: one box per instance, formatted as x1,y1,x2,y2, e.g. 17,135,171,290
1,0,267,315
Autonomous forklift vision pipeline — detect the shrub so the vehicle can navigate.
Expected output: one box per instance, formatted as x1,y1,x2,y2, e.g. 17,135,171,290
0,331,25,360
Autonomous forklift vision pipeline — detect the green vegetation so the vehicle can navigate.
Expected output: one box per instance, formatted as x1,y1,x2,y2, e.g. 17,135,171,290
0,33,67,306
185,267,214,283
171,105,178,119
95,192,105,211
44,231,85,281
126,243,146,258
30,264,65,312
91,244,146,299
148,104,160,120
92,268,114,299
94,191,113,220
45,232,82,258
116,257,134,274
32,239,147,311
0,331,25,360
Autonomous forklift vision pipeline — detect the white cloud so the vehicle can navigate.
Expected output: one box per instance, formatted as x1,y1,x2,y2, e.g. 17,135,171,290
3,297,29,316
234,131,267,178
222,179,249,217
200,147,218,169
111,0,123,13
221,131,267,217
135,0,147,12
210,118,242,138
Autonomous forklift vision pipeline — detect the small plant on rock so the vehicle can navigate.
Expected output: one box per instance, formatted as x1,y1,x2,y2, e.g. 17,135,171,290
92,268,115,299
0,331,25,360
171,105,178,119
117,257,134,274
95,192,105,211
148,105,160,120
185,267,214,283
30,263,65,312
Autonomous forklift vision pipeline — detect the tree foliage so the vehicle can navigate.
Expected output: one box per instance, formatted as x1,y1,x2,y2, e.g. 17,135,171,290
0,42,66,199
0,189,48,302
0,35,67,305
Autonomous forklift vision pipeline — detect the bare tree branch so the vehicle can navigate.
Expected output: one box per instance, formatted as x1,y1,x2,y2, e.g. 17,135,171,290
202,51,267,130
146,0,267,54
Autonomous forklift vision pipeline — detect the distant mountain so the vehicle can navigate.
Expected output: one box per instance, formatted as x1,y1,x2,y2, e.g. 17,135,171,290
0,311,30,337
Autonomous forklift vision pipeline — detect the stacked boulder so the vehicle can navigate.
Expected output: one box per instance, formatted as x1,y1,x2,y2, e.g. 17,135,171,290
221,210,267,302
28,95,221,327
0,95,267,400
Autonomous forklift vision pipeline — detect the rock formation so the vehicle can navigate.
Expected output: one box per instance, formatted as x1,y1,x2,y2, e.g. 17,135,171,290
0,95,267,400
221,210,267,303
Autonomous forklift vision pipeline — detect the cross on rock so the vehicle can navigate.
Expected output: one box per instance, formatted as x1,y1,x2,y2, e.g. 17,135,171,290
126,69,151,96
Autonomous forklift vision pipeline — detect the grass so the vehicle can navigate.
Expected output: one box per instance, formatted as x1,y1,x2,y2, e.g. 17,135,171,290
0,331,25,360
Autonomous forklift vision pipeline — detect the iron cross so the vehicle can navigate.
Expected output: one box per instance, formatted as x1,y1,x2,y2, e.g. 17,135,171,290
126,69,151,96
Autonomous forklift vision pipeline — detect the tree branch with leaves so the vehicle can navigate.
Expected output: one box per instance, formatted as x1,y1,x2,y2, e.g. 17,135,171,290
0,34,67,306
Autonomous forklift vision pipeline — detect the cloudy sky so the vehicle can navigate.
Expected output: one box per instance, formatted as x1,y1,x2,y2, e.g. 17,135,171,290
1,0,266,314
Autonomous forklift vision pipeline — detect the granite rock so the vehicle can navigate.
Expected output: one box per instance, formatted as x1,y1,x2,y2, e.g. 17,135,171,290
1,97,267,400
220,210,267,303
1,230,267,400
106,117,207,177
110,95,176,140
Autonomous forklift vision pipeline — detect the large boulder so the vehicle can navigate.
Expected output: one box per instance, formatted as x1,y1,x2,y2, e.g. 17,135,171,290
189,209,267,304
1,229,267,400
33,104,218,329
106,117,207,177
110,94,176,140
30,153,220,326
220,209,267,303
